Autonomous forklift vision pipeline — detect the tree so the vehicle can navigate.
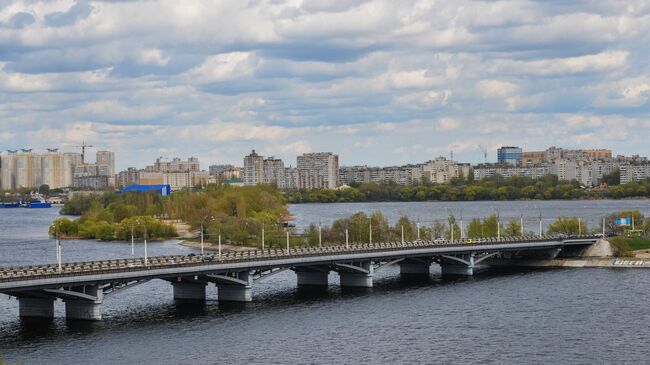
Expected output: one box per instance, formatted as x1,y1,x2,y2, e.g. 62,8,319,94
394,215,417,241
547,217,586,235
482,214,500,237
445,215,461,240
304,224,320,246
431,221,447,239
504,219,522,236
600,169,620,185
466,218,483,238
370,211,390,242
38,184,51,196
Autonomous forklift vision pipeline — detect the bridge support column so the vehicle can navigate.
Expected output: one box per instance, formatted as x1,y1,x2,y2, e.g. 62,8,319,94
18,297,55,319
173,281,207,301
295,269,329,286
440,254,474,276
64,285,104,321
217,271,253,302
399,259,431,275
338,261,373,288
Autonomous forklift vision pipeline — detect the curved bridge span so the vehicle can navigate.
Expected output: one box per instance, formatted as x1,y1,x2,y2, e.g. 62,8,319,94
0,235,601,320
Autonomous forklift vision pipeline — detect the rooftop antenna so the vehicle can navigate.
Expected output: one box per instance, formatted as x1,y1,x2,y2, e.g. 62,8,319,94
450,150,454,162
479,145,488,164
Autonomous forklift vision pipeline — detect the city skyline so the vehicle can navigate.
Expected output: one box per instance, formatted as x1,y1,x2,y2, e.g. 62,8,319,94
1,1,649,170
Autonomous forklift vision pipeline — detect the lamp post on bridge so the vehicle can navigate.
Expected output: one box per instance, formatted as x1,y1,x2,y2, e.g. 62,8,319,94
55,228,62,273
578,218,582,235
496,211,501,240
200,215,214,256
130,223,135,257
135,219,148,266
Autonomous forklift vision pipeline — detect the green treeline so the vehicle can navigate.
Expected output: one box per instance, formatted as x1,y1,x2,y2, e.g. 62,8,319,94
288,175,650,203
301,209,650,247
52,185,289,242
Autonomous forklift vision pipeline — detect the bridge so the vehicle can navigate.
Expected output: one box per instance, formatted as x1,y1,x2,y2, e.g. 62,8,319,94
0,234,601,320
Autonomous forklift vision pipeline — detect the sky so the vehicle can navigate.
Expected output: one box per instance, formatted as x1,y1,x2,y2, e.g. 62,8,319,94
0,0,649,170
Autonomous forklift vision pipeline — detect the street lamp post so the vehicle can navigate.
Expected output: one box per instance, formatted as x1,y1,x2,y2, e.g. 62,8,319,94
286,230,290,251
218,231,222,259
56,229,62,273
200,215,213,256
131,224,135,257
497,211,501,240
143,223,148,266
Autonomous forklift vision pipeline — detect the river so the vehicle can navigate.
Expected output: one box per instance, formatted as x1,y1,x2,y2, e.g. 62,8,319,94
1,200,649,364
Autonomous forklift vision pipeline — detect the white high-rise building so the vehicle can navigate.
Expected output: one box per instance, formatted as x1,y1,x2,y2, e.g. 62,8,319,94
296,152,339,189
262,157,285,187
243,150,264,186
0,150,83,190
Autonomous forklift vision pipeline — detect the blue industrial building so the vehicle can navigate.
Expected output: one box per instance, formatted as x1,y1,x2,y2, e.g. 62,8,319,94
119,184,171,196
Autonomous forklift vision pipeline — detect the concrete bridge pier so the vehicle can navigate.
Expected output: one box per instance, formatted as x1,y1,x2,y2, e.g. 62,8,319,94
399,259,431,275
18,297,55,319
295,268,330,286
440,254,475,276
64,285,104,321
217,271,253,302
337,261,373,288
172,280,207,301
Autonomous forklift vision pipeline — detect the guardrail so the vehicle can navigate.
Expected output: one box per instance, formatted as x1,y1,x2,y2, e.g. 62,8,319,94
0,234,600,285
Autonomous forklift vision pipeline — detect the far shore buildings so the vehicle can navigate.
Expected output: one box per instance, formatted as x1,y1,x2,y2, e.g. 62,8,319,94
473,146,650,187
0,148,116,190
339,157,470,186
243,150,339,190
117,157,209,191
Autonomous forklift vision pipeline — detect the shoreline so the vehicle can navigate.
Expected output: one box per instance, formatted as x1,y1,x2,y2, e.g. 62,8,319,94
288,197,650,204
488,257,650,269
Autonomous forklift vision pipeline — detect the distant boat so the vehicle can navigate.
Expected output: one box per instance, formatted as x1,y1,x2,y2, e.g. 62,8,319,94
0,202,20,208
26,201,52,208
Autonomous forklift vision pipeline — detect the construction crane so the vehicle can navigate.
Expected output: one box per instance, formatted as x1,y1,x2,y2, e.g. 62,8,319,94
479,145,488,164
68,141,93,164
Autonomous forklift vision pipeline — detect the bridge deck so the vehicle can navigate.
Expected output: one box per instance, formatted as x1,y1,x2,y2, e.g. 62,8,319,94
0,235,599,287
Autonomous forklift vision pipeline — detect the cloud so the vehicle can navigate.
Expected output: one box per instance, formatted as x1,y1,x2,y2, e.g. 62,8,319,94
0,0,649,170
8,12,35,28
492,51,629,76
136,48,170,67
476,80,519,99
436,117,461,131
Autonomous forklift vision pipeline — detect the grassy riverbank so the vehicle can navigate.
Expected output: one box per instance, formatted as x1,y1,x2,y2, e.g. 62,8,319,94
608,236,650,257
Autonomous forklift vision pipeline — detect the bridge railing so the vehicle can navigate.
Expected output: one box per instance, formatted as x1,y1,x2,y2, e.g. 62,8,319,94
0,234,600,284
